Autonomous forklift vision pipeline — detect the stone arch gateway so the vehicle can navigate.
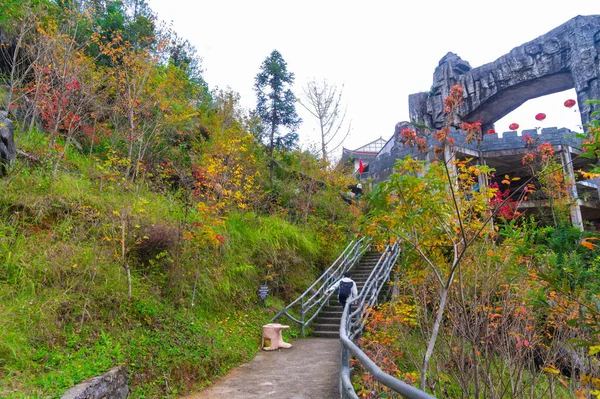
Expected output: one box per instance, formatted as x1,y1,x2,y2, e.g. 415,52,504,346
408,15,600,131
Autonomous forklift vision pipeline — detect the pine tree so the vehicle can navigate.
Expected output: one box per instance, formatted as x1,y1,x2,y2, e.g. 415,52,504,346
254,50,301,183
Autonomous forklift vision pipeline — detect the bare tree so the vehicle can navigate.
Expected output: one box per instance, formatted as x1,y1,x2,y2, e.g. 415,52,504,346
0,4,45,134
299,79,351,162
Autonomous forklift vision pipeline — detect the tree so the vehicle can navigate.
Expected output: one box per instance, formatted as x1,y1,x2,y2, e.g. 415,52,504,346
299,79,350,162
367,85,537,391
27,8,103,180
254,50,301,183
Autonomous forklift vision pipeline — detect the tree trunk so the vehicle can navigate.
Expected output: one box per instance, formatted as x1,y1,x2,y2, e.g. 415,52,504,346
52,132,72,180
269,110,276,185
320,120,327,162
121,212,132,298
420,284,449,391
125,106,135,179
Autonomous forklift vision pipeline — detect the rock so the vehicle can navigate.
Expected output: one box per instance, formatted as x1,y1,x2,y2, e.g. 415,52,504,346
61,367,128,399
409,15,600,130
0,111,15,176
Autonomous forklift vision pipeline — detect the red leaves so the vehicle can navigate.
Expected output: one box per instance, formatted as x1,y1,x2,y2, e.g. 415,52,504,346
537,142,555,161
521,142,555,165
489,182,520,220
434,127,449,142
400,128,427,152
522,153,535,165
460,120,482,143
521,134,536,147
443,84,463,114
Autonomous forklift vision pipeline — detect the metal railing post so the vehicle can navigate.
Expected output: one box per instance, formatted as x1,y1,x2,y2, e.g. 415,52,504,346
338,242,436,399
301,297,306,337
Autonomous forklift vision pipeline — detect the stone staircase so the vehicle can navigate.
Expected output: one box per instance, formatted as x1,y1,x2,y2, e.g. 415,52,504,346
311,251,382,338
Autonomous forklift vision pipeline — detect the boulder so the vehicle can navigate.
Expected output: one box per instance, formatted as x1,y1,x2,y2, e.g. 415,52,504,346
61,367,128,399
0,111,15,176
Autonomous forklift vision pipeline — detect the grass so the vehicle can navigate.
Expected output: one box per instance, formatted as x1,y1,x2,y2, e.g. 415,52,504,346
0,128,350,397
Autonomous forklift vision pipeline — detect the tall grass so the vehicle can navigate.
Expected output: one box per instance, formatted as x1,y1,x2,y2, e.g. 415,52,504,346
0,127,351,397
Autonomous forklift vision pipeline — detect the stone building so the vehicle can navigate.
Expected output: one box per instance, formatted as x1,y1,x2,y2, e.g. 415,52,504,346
341,138,386,177
359,15,600,228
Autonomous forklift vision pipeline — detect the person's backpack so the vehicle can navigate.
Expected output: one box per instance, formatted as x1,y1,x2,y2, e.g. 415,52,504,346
338,280,353,300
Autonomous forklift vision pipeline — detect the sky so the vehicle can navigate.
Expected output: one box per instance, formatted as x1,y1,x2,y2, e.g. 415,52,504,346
147,0,598,156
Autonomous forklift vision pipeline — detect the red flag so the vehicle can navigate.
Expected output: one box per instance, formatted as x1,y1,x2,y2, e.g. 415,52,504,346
358,158,364,174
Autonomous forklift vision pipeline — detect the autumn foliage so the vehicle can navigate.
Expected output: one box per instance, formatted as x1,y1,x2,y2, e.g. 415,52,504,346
0,1,358,397
360,84,600,397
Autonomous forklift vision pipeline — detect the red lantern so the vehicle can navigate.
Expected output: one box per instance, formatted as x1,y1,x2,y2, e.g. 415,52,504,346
486,129,496,134
509,123,519,131
564,99,576,108
535,113,546,121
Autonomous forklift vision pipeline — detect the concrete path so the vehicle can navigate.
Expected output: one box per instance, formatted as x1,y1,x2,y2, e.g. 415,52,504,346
183,338,340,399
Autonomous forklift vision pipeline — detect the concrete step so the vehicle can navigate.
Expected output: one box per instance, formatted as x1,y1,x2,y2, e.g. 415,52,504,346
315,317,341,324
312,330,339,339
311,323,340,332
309,250,387,340
319,312,343,319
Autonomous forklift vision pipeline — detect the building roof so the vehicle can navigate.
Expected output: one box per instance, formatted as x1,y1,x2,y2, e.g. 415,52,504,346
341,137,388,162
352,138,387,153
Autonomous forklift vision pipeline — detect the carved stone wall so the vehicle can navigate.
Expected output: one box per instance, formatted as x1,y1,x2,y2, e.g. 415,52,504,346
368,123,583,183
409,15,600,132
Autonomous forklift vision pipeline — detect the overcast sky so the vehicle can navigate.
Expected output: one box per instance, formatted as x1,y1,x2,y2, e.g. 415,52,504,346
147,0,598,155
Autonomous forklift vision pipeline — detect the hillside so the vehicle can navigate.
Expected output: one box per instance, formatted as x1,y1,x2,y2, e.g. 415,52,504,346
0,1,360,396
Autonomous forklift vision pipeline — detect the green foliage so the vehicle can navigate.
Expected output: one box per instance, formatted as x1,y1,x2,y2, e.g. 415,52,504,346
254,50,301,153
0,3,358,396
0,120,355,396
533,225,600,293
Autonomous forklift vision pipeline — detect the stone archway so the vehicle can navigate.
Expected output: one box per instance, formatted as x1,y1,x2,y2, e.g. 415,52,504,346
408,15,600,131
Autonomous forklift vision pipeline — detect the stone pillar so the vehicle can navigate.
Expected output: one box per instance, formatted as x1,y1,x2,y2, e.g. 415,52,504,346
561,147,583,230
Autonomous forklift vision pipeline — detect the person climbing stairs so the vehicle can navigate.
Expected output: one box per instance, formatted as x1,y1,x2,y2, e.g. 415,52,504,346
311,251,382,338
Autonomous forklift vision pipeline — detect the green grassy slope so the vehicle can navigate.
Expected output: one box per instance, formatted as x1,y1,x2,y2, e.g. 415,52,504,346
0,130,352,398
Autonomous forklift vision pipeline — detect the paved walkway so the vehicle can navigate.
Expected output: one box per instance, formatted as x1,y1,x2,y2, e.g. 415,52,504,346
183,338,341,399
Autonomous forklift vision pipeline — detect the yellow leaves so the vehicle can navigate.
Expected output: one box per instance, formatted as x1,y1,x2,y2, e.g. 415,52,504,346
589,345,600,356
501,174,521,185
578,169,600,180
541,365,560,375
581,237,600,251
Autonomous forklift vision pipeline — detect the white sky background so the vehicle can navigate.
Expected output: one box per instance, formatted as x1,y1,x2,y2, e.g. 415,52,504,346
147,0,598,156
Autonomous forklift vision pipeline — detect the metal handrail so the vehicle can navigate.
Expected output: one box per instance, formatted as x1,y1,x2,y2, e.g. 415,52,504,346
339,242,436,399
272,237,371,335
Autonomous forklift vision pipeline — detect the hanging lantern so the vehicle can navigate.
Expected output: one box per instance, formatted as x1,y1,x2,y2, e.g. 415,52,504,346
509,123,519,130
486,129,496,134
564,99,576,108
535,113,546,121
